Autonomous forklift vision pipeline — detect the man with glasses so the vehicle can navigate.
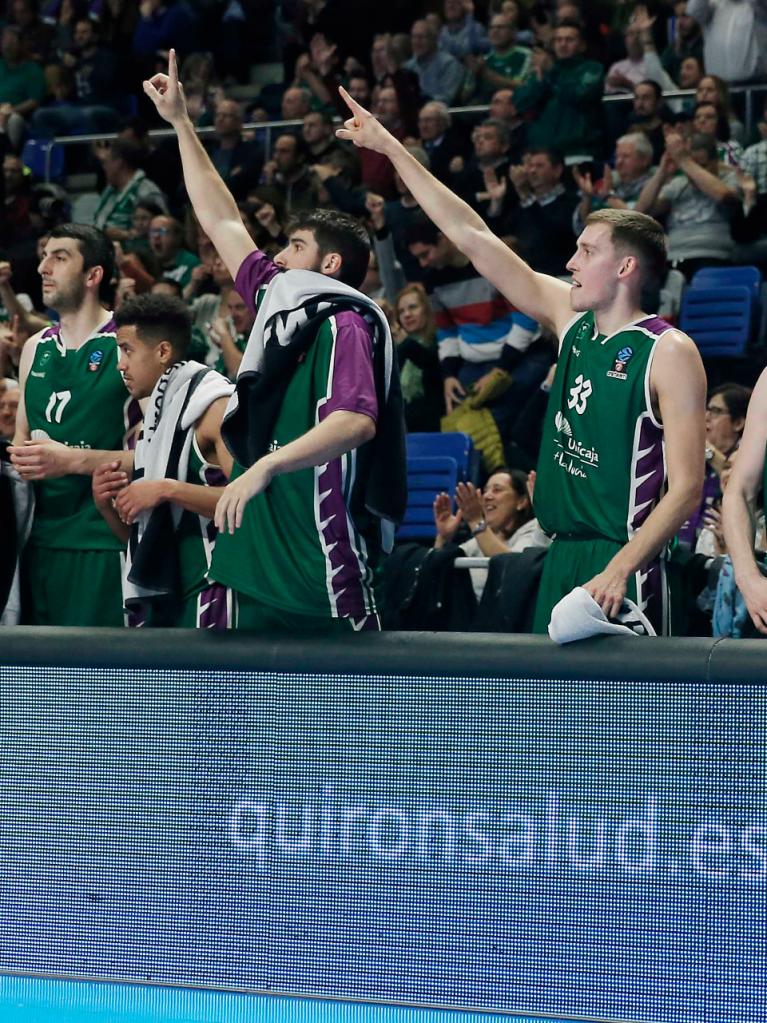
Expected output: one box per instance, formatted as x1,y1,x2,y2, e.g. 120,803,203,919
148,215,200,291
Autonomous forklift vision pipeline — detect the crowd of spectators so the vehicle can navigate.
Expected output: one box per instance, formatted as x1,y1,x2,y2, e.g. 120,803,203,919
0,0,766,635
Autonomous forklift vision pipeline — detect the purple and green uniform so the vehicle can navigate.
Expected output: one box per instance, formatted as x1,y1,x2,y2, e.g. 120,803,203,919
210,251,381,631
532,312,672,635
22,319,129,626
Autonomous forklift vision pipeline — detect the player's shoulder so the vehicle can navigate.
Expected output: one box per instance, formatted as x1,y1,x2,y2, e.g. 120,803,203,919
327,307,374,342
649,324,706,401
652,323,702,361
18,324,55,379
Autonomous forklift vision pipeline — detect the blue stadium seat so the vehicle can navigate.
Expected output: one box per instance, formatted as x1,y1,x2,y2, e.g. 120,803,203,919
690,266,763,336
21,138,65,183
690,265,762,305
679,285,754,357
406,432,479,484
397,455,458,541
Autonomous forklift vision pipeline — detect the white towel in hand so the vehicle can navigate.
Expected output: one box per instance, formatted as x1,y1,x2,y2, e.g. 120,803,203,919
548,586,656,644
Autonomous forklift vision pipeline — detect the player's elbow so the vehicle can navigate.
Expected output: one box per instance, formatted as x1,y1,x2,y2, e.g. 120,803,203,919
460,222,494,265
674,474,705,521
355,414,377,445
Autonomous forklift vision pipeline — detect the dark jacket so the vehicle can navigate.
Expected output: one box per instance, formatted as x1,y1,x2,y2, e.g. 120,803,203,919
472,547,548,633
382,543,477,630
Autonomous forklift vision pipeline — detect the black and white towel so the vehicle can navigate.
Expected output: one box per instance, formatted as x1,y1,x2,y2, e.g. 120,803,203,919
124,361,233,609
221,269,407,551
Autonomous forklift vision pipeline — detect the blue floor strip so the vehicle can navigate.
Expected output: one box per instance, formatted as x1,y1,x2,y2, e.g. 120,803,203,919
0,976,569,1023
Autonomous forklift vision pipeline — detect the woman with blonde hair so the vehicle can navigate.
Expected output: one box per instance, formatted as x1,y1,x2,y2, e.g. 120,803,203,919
393,282,443,432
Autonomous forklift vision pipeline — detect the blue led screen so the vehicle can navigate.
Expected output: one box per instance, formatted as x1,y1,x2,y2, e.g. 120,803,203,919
0,665,764,1023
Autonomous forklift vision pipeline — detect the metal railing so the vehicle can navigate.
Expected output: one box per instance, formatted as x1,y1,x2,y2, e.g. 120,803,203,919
37,84,767,185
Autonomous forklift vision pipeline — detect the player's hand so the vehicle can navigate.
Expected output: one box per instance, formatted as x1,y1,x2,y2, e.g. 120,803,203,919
214,457,275,534
739,573,767,635
455,481,485,530
143,49,189,126
433,491,462,542
583,563,629,620
336,86,397,156
8,438,74,480
443,375,466,414
114,479,168,524
92,460,129,510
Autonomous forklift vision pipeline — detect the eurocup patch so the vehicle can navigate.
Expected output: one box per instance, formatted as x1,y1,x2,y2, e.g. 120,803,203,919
607,345,633,381
87,349,104,372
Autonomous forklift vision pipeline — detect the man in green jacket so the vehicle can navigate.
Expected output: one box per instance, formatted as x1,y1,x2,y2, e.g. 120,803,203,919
513,20,604,161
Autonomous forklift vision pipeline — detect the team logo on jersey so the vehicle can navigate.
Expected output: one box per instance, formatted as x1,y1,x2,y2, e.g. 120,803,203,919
88,349,104,372
607,346,634,381
554,411,573,436
552,407,599,479
567,374,592,415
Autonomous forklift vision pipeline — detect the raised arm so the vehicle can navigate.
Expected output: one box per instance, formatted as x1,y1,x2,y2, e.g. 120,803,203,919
143,50,256,282
336,87,572,337
722,367,767,633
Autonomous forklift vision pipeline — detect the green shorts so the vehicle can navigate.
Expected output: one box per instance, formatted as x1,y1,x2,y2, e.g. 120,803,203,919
532,535,668,636
233,590,380,634
21,545,125,627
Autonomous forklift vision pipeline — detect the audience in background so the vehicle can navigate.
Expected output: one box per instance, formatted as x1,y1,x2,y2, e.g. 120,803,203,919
0,0,766,635
636,130,742,279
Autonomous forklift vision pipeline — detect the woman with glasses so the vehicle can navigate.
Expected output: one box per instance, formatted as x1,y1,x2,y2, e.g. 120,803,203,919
679,382,751,546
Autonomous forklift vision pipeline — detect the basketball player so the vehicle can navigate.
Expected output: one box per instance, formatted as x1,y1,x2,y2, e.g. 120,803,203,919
336,87,706,634
10,224,133,626
93,292,234,627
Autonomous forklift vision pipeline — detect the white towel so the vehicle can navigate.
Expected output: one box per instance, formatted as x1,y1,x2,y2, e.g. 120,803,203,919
548,586,657,644
124,361,233,607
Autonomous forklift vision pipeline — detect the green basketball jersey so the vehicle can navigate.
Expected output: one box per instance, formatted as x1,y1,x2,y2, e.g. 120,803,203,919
176,432,226,599
211,315,380,619
534,312,671,544
24,319,130,550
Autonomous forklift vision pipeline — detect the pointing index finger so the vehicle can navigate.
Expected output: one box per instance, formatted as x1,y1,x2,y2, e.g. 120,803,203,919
169,47,178,84
338,85,368,121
